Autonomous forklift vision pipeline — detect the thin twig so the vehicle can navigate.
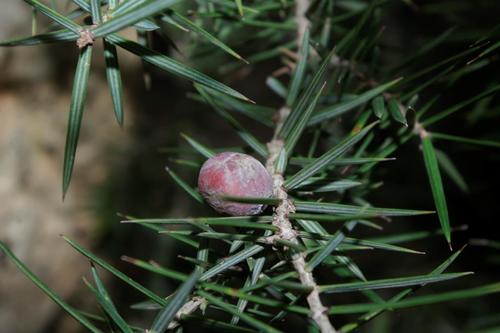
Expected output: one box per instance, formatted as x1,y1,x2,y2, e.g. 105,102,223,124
265,122,336,333
261,0,337,330
414,120,430,139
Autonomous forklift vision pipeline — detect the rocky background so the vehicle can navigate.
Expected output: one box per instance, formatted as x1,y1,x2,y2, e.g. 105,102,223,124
0,3,171,332
1,3,129,332
0,4,241,332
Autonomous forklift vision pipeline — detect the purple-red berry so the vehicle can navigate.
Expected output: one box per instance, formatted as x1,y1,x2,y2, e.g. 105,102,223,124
198,152,274,216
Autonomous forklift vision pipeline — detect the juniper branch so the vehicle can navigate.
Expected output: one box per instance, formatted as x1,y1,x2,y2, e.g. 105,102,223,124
265,119,336,333
263,4,336,326
170,1,336,329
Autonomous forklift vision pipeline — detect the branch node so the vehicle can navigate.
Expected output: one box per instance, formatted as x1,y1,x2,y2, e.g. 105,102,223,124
414,120,429,139
77,29,95,49
168,296,206,329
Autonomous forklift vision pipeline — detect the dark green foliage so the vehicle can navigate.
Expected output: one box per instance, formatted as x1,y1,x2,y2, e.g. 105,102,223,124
1,0,500,332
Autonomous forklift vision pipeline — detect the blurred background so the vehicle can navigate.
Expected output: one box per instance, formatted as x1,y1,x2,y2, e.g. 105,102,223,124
1,1,499,332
